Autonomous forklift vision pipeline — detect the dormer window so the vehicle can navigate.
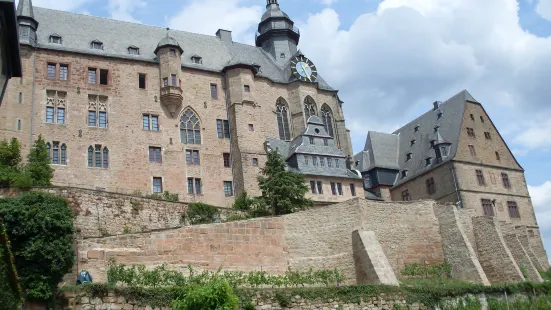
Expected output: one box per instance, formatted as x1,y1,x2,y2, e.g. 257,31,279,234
410,139,416,146
414,125,420,133
406,152,412,161
191,55,202,64
434,125,440,133
440,145,449,157
91,40,103,50
128,46,140,55
49,34,62,44
169,49,176,57
437,111,443,119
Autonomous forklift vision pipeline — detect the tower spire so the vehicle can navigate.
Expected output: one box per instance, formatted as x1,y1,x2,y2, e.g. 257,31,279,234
17,0,35,19
17,0,39,45
266,0,279,7
256,0,300,63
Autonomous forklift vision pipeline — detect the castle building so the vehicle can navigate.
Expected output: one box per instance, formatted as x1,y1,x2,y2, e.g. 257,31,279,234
354,90,549,269
1,0,355,207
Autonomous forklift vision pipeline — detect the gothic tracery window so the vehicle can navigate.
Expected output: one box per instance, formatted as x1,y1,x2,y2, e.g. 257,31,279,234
304,96,317,122
276,98,291,141
321,104,335,137
180,108,202,145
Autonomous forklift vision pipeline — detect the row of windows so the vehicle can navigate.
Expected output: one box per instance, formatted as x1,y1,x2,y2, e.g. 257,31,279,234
481,199,520,219
304,156,340,168
309,181,356,196
475,170,511,188
277,97,336,141
46,63,109,85
152,177,234,197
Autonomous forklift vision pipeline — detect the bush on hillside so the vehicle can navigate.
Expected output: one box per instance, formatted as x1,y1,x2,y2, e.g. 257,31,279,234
0,219,24,310
185,203,219,225
0,136,53,188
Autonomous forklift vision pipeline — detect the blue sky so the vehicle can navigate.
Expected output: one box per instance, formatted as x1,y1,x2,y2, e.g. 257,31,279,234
32,0,551,260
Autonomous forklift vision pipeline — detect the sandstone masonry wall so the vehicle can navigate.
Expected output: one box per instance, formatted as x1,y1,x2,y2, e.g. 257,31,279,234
500,222,543,282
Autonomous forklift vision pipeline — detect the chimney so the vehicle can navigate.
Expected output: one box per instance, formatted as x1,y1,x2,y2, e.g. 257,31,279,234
216,29,232,43
433,101,441,111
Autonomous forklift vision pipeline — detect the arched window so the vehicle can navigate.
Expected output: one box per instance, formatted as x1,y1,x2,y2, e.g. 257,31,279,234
46,143,51,162
321,104,335,137
87,146,93,167
180,109,201,144
103,147,109,168
304,96,317,121
276,98,291,141
95,145,102,167
61,144,67,165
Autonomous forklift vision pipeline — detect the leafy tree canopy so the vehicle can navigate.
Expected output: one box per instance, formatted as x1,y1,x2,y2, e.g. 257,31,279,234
257,151,312,215
0,192,74,301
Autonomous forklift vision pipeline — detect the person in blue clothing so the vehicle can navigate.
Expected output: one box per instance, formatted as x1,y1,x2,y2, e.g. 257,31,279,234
76,270,93,285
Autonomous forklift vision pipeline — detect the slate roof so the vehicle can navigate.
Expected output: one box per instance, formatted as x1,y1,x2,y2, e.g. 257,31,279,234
24,6,335,91
355,90,478,187
16,0,33,18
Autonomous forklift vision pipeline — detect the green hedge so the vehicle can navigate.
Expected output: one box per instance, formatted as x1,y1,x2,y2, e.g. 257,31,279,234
68,280,551,309
0,219,23,310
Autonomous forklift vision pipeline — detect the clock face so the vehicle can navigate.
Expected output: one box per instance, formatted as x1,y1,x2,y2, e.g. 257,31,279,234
291,56,318,82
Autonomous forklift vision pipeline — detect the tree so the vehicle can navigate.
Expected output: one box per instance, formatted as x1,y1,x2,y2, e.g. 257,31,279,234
0,192,74,301
257,151,312,215
26,135,53,186
0,219,24,310
0,138,22,187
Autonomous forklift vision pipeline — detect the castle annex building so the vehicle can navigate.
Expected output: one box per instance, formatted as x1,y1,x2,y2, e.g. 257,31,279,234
354,90,549,269
2,0,355,206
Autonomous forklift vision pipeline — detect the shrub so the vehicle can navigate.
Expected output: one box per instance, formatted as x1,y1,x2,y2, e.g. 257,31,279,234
0,138,22,188
541,268,551,281
163,191,179,202
0,219,23,310
186,203,219,225
0,192,74,301
25,135,53,186
172,277,238,310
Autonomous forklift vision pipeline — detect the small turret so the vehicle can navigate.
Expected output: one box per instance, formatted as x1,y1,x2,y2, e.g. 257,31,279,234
17,0,38,45
255,0,300,64
155,30,183,117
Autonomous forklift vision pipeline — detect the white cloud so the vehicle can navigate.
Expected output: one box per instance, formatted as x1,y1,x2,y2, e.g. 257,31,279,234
536,0,551,21
108,0,146,23
168,0,262,44
318,0,338,5
31,0,91,11
294,0,551,152
529,181,551,231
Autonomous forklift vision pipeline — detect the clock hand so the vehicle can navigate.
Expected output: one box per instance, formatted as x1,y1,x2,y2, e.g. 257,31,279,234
302,63,311,82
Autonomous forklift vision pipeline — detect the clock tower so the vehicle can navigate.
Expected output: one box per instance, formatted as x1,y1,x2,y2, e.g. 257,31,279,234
255,0,300,65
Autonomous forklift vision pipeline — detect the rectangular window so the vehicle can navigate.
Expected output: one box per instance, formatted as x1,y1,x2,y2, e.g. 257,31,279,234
309,137,314,144
216,119,230,138
313,157,318,166
502,172,511,188
331,182,336,195
350,184,356,197
426,177,436,195
481,199,494,216
139,74,146,89
195,179,202,195
98,111,107,128
169,49,176,57
508,201,520,219
187,178,194,194
52,142,59,164
252,158,258,166
210,84,218,99
223,153,231,168
468,145,476,157
324,139,328,146
192,150,200,165
327,159,332,168
248,124,254,131
186,150,192,165
320,157,325,167
163,78,168,86
99,69,108,85
143,115,150,130
466,127,476,138
149,147,162,163
47,63,56,79
402,190,410,201
480,116,485,123
337,183,343,195
317,181,323,194
470,114,475,121
59,64,68,80
46,107,55,123
57,108,65,124
244,85,250,92
88,111,96,127
476,170,486,186
310,181,317,194
95,145,102,168
495,151,501,161
171,74,177,86
88,68,97,84
335,159,340,168
18,92,22,104
304,156,309,166
153,177,163,194
224,181,233,197
151,116,159,131
186,150,200,165
484,132,491,140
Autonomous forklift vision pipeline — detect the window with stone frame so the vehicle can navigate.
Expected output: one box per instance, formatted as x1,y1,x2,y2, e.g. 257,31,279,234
47,63,56,79
169,49,176,57
88,68,97,84
501,172,511,189
476,170,486,185
252,158,258,167
191,56,202,64
87,145,109,168
480,116,485,123
401,190,411,201
310,181,317,194
49,34,62,44
216,119,230,139
143,114,159,131
335,159,340,168
46,142,67,165
180,109,201,144
244,85,250,92
303,96,317,121
495,151,501,161
99,69,109,85
468,145,476,157
484,132,491,140
88,95,108,128
317,181,323,194
139,74,146,89
350,184,356,196
481,199,494,216
187,178,202,195
466,127,476,138
507,201,520,219
313,157,318,166
330,182,337,195
128,46,139,55
149,147,162,163
46,90,67,125
223,153,231,168
210,84,218,99
59,64,68,81
223,181,233,196
91,40,103,50
426,177,436,195
321,104,335,137
320,157,325,167
186,150,200,165
153,177,163,194
276,98,291,141
327,158,332,168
